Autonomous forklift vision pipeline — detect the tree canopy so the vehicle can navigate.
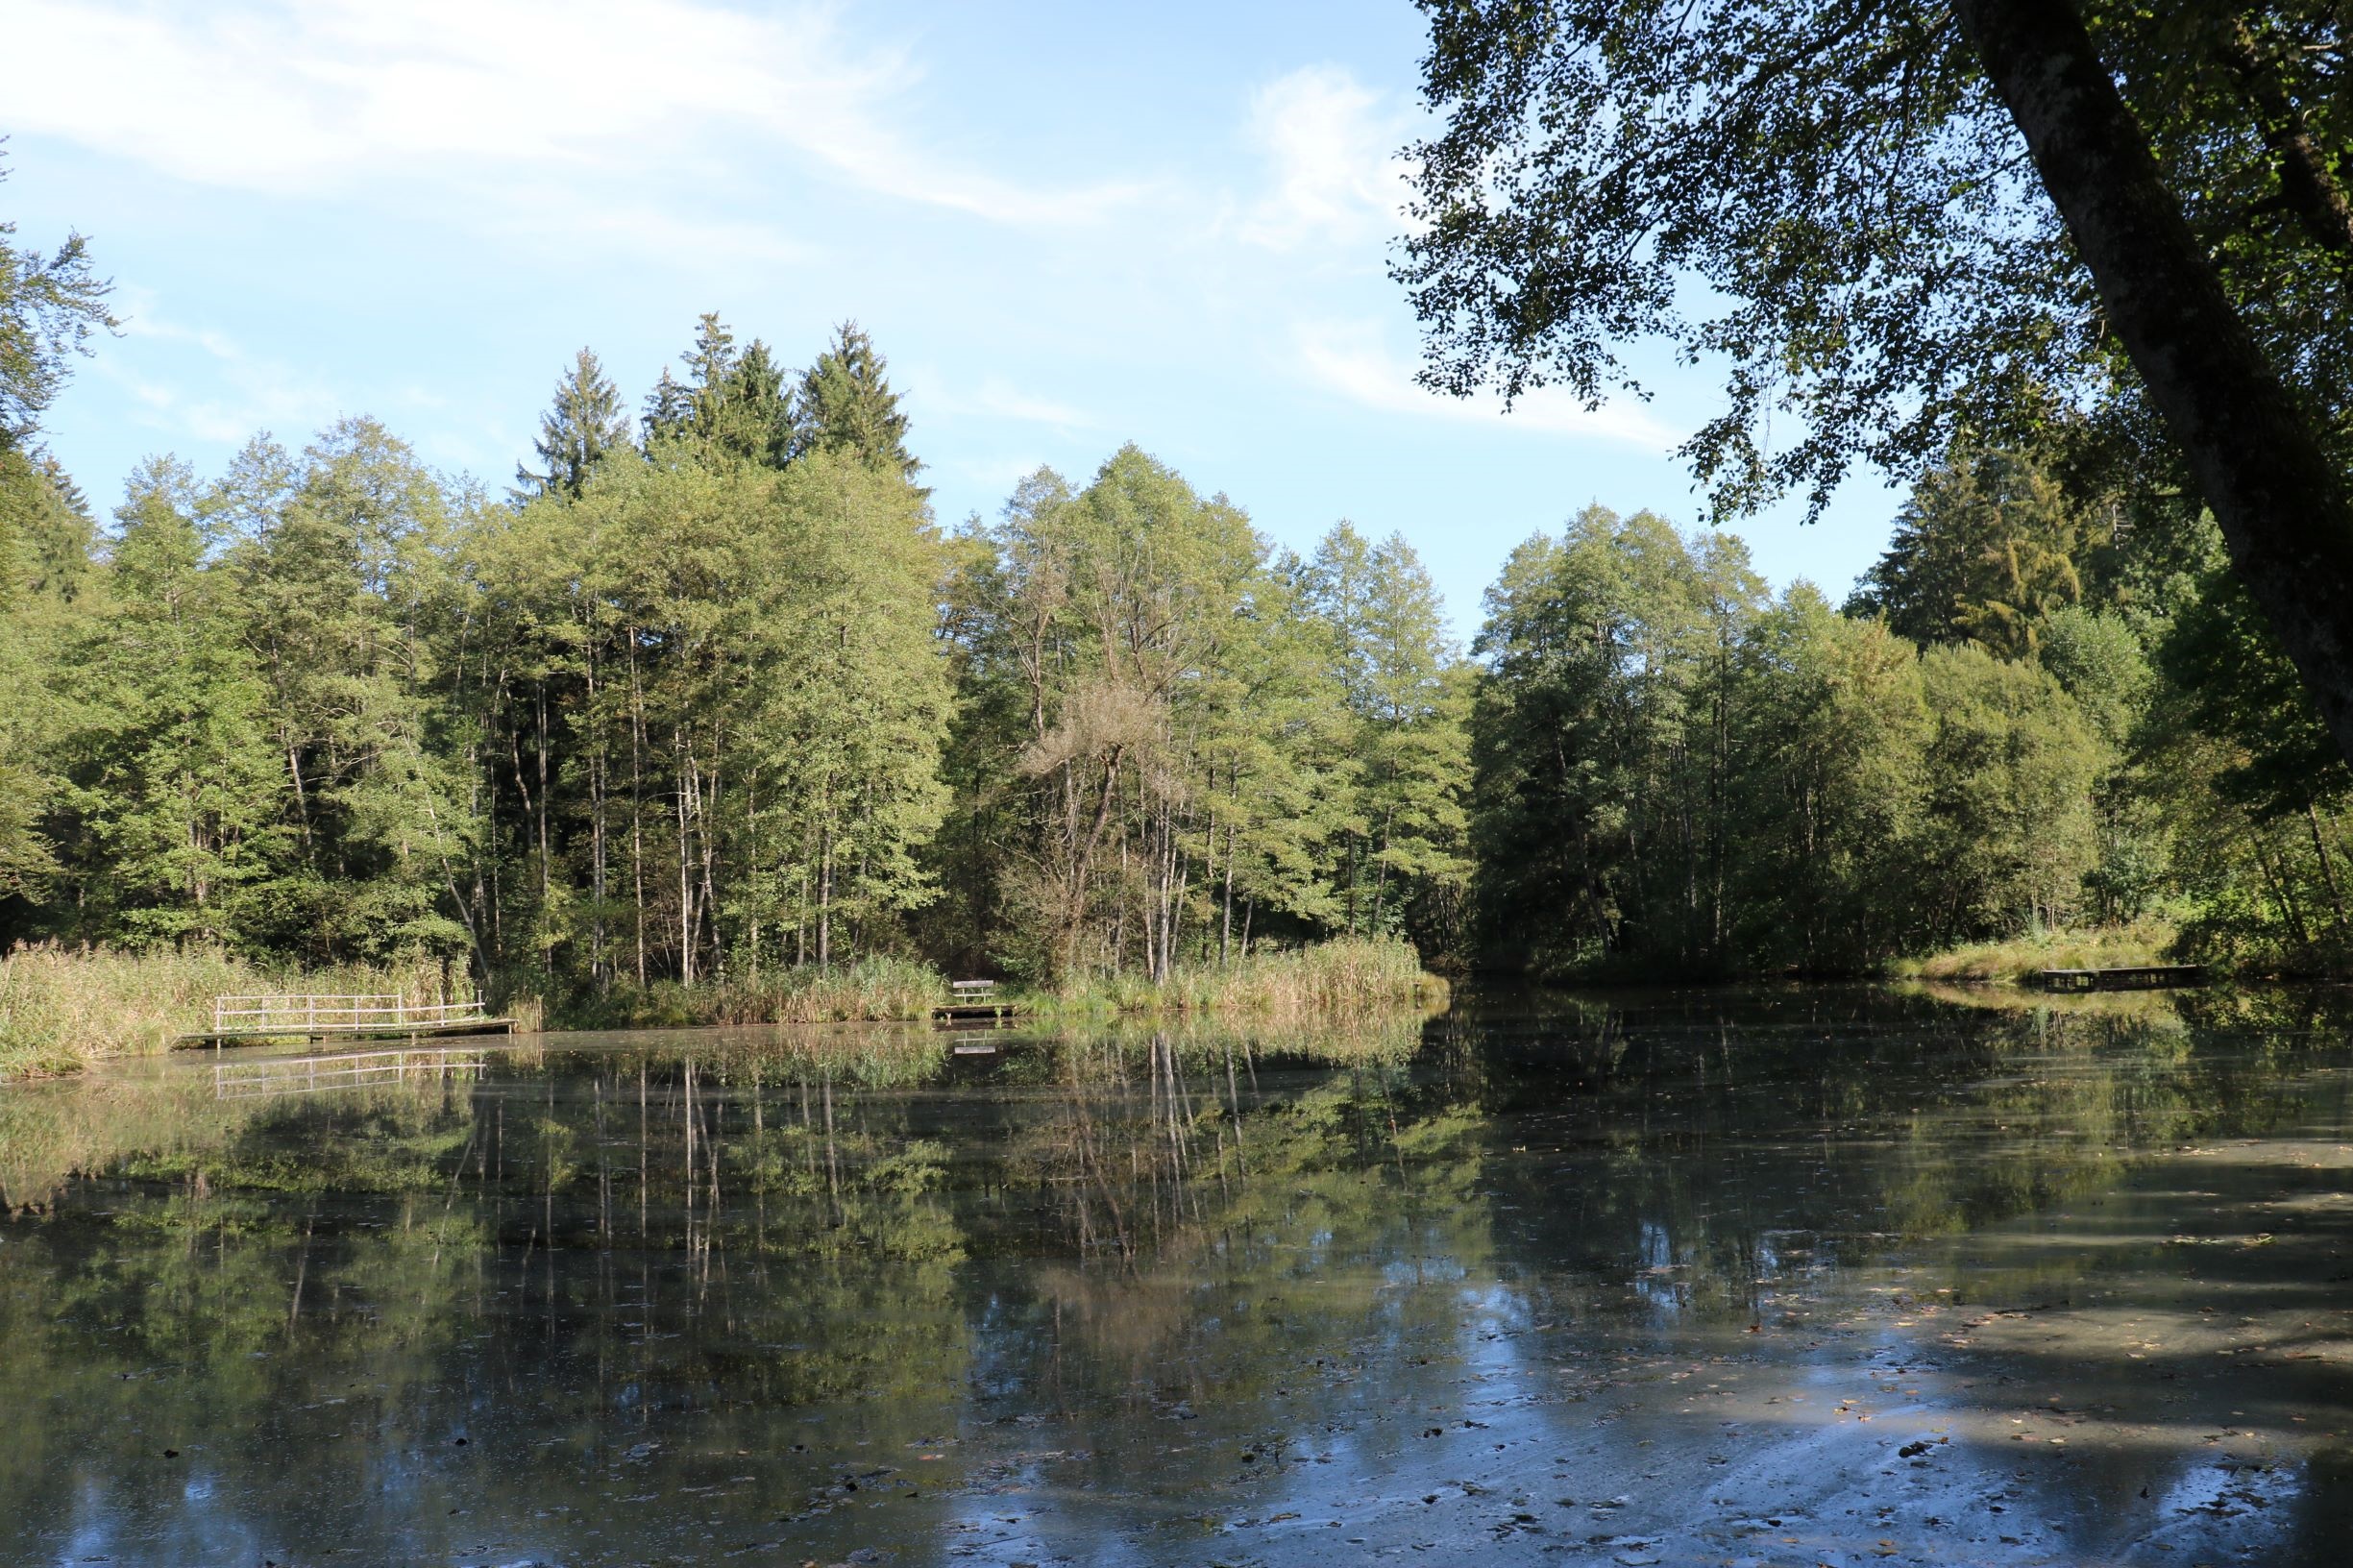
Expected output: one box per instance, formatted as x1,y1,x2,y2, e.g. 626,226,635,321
1400,0,2353,764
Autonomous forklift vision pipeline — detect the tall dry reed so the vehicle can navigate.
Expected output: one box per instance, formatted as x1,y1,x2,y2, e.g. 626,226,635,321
0,943,471,1080
1043,937,1445,1020
1893,919,2179,985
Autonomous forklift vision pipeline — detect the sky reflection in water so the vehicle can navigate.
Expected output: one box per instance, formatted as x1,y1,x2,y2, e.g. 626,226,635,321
3,986,2351,1566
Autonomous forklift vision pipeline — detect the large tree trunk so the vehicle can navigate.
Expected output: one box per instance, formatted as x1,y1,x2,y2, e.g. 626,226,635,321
1955,0,2353,765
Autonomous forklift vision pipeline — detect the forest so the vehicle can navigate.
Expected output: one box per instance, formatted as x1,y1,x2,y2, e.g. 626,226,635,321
5,154,2351,1002
2,311,2343,998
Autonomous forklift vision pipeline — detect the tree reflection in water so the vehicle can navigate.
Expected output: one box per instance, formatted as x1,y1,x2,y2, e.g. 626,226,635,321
3,989,2350,1564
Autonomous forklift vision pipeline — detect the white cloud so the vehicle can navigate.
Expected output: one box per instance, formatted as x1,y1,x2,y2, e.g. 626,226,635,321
100,296,345,448
1238,65,1418,253
1294,320,1676,451
0,0,1140,225
973,378,1095,429
952,453,1058,493
901,366,1099,432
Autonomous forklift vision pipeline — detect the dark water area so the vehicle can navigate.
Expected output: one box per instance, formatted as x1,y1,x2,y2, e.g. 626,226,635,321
5,987,2353,1566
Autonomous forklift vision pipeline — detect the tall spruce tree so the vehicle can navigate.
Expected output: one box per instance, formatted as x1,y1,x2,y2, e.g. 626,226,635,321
1849,439,2090,658
792,321,922,484
641,314,797,469
512,347,630,501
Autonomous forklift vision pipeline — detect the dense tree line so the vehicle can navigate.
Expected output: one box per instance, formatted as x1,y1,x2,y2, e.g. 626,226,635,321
1468,433,2353,978
0,284,1472,992
9,133,2350,991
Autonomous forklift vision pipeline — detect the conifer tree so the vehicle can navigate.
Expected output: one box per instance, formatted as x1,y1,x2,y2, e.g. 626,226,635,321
641,367,695,443
641,315,796,469
704,339,796,470
512,348,630,501
792,321,922,484
1849,438,2088,659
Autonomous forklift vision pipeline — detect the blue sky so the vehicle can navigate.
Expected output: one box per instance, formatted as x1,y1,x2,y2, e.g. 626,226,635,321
2,0,1903,634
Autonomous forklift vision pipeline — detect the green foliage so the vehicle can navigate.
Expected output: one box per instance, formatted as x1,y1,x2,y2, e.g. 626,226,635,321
1398,2,2353,529
1470,500,2120,976
60,459,279,944
791,320,919,483
0,146,115,453
1470,505,1777,973
1913,645,2106,936
512,346,630,500
931,447,1462,984
1849,439,2092,658
7,238,2347,1027
1302,524,1473,956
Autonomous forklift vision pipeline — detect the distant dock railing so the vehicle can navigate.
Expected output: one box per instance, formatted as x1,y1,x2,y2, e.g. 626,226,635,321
180,994,514,1046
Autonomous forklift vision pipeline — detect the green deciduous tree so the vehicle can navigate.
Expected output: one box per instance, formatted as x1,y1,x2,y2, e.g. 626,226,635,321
59,461,279,944
1303,523,1471,956
1400,0,2353,767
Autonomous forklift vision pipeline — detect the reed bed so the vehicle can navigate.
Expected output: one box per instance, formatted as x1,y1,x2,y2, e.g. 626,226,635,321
0,943,470,1080
551,956,944,1030
1042,937,1446,1020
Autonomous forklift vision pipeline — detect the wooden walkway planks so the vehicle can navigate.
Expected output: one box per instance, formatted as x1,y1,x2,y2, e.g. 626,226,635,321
176,1016,516,1047
2038,965,2209,992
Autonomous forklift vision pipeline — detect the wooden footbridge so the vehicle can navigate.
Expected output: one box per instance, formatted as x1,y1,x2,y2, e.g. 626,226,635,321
177,993,515,1047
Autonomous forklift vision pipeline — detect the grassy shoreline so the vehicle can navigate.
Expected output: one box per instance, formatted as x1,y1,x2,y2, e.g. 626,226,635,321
1888,919,2180,986
1,937,1449,1082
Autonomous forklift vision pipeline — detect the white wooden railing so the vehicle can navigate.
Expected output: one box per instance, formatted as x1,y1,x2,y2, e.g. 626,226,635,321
209,994,487,1035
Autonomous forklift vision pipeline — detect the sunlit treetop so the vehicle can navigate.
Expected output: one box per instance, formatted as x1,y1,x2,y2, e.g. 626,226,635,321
1398,2,2353,520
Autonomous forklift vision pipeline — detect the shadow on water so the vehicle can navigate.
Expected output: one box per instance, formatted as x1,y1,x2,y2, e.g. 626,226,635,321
2,987,2351,1563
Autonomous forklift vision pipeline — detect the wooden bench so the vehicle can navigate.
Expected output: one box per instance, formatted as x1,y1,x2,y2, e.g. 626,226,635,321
934,978,1020,1024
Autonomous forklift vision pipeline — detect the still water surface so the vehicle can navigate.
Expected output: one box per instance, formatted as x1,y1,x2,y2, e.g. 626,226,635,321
4,988,2352,1566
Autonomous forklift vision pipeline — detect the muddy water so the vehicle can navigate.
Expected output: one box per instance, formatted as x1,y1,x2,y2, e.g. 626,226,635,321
3,987,2351,1566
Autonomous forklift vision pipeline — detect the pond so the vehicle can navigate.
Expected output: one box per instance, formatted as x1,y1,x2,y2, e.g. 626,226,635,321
3,986,2351,1566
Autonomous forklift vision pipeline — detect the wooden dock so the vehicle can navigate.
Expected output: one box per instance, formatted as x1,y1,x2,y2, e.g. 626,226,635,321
931,978,1024,1024
2037,965,2209,992
176,993,515,1047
